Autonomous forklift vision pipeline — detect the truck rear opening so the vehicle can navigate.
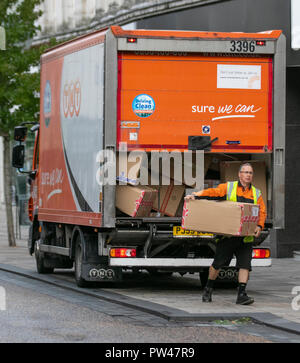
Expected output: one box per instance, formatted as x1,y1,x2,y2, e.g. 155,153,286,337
11,26,284,287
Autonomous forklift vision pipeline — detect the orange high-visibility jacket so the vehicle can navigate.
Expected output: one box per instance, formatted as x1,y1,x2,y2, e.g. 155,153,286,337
194,181,267,229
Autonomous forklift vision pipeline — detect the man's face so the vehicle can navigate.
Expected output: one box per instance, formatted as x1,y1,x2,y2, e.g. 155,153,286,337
239,165,253,185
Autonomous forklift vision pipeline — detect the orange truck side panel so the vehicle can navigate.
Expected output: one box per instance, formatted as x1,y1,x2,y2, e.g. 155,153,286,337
39,57,78,220
118,53,272,152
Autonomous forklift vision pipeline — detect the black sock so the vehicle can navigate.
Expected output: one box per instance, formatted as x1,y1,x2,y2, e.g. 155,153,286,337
238,282,247,294
206,279,215,289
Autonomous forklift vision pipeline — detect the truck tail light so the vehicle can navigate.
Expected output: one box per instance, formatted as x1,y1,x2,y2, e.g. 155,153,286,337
256,40,266,46
252,248,270,258
110,248,136,258
127,37,137,43
28,197,33,222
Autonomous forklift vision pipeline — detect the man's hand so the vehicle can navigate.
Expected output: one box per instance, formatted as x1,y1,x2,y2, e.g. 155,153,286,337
254,226,262,238
184,194,195,200
185,191,202,200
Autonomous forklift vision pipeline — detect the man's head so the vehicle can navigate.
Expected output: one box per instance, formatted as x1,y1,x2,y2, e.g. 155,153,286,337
238,163,253,187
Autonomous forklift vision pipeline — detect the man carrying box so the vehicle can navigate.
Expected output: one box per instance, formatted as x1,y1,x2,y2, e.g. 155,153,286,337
185,163,266,305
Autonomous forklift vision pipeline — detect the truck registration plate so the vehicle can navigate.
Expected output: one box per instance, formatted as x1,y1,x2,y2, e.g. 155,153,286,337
173,227,214,238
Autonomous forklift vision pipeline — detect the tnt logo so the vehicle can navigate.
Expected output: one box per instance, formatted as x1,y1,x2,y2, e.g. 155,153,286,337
63,80,81,118
0,287,6,311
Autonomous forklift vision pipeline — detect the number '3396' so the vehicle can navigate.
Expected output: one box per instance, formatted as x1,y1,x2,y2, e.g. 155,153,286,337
230,40,256,53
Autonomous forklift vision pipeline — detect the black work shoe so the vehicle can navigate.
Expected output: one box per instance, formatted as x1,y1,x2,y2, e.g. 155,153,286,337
202,287,213,302
236,292,254,305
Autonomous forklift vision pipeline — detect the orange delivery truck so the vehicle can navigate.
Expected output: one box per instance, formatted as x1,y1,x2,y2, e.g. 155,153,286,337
12,26,285,287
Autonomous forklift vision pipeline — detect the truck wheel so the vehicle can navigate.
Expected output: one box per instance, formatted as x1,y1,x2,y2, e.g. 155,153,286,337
74,237,89,287
34,240,54,274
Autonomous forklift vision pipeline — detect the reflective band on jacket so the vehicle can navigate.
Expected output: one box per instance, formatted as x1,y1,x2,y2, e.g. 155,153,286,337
226,181,261,243
226,181,261,205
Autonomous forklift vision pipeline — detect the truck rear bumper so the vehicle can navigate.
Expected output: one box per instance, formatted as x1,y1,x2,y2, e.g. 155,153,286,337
109,258,272,268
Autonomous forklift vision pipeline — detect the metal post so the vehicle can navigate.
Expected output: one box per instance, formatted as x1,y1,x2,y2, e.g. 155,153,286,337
0,27,5,50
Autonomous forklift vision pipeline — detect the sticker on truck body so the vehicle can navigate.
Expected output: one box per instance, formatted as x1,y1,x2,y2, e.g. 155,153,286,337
132,94,155,118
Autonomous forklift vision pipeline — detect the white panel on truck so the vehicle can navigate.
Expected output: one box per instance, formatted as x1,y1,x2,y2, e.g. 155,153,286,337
60,43,104,212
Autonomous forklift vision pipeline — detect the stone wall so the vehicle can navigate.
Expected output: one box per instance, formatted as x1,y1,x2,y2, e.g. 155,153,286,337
34,0,222,43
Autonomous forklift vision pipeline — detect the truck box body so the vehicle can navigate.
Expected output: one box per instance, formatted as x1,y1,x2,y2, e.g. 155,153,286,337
23,27,285,285
39,31,106,227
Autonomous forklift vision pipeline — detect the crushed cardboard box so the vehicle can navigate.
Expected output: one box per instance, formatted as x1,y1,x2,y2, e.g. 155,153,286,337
152,182,185,217
181,199,260,236
116,185,157,217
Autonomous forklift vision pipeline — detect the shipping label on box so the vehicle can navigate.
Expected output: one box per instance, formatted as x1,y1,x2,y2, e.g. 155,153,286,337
181,199,260,236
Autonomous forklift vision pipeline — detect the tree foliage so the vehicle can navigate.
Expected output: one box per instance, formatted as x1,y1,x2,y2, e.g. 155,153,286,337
0,0,43,135
0,0,48,247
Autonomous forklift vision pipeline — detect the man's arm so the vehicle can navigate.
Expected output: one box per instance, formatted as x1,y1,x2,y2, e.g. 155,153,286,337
255,195,267,237
185,183,228,200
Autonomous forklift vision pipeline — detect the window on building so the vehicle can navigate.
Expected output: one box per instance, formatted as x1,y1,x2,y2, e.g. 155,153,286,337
291,0,300,50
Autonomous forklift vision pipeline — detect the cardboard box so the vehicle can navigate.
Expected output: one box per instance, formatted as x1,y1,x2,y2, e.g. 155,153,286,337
181,199,260,236
116,185,157,217
149,152,205,188
116,152,149,186
152,182,185,217
206,154,241,172
220,160,267,205
117,151,206,189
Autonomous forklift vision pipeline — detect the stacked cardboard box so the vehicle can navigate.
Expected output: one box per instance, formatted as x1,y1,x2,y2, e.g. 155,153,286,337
116,185,157,217
116,153,186,217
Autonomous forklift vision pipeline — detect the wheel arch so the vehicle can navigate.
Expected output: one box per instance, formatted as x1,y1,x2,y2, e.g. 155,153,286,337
70,226,85,260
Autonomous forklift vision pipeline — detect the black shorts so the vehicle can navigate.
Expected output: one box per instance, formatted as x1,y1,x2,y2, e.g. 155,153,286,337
212,237,252,271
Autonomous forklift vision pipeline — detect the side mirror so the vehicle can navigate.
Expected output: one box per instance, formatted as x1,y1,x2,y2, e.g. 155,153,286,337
12,145,25,169
14,126,27,142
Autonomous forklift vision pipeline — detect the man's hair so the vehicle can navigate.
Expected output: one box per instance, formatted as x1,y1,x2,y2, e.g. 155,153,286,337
239,162,253,173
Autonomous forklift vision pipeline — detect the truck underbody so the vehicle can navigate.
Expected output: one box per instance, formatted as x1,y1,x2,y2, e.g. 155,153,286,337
29,214,271,287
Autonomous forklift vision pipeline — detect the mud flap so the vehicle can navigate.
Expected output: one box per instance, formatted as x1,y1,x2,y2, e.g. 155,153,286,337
81,263,122,282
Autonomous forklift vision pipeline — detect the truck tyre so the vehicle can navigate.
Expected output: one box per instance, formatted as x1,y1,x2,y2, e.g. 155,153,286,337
74,236,89,287
34,240,54,274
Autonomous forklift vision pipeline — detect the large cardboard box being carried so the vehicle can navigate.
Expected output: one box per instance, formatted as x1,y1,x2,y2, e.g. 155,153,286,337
220,160,267,205
116,185,157,217
181,199,260,236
